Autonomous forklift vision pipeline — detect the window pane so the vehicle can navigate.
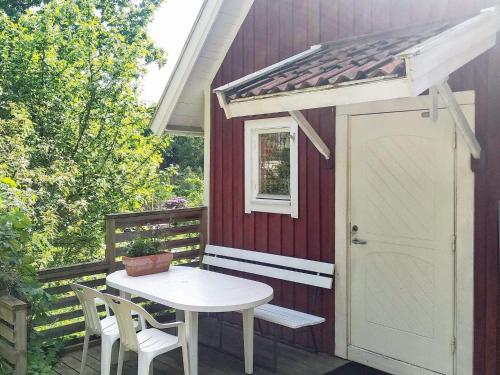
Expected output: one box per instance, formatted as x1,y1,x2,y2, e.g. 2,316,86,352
259,132,290,196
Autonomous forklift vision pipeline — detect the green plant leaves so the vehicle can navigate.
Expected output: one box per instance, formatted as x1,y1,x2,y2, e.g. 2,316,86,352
124,236,164,258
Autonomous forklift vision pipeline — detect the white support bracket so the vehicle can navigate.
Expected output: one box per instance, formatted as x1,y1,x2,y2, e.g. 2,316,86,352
430,86,439,122
289,110,331,160
436,81,481,159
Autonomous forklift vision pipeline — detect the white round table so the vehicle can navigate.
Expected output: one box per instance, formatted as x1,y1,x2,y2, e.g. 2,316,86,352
107,266,273,375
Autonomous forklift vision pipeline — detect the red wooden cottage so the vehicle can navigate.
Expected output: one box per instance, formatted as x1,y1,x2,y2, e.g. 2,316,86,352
150,1,500,374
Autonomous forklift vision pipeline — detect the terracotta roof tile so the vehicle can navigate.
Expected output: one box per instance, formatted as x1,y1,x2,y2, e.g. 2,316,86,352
225,18,464,102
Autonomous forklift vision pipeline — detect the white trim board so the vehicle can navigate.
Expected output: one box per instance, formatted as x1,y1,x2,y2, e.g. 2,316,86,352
203,86,211,241
334,91,475,375
150,0,254,136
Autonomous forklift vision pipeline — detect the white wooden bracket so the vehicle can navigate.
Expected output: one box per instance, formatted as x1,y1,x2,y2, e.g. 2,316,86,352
436,81,481,159
289,110,331,160
430,86,439,122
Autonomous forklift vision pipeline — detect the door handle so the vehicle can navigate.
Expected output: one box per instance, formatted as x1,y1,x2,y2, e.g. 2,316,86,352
352,238,367,245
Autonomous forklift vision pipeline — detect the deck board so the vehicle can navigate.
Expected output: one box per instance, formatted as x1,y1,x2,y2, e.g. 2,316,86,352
57,317,346,374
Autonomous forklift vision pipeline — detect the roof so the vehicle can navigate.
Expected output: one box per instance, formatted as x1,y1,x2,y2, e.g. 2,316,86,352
224,20,462,102
150,0,254,136
215,7,500,118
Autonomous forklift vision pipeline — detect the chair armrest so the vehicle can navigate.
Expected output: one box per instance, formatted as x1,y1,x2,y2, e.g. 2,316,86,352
147,320,185,330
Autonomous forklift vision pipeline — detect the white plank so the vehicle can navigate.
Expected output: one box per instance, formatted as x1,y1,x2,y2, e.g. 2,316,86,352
223,77,413,118
204,245,334,274
254,304,325,328
455,104,475,375
334,113,349,359
202,255,333,289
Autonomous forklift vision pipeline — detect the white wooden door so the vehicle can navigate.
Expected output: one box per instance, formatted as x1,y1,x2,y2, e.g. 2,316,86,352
349,109,455,374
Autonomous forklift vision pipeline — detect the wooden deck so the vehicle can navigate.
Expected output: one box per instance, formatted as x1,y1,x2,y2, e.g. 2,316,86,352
55,317,346,374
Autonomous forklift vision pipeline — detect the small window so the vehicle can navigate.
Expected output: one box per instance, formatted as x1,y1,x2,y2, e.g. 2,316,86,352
244,117,298,218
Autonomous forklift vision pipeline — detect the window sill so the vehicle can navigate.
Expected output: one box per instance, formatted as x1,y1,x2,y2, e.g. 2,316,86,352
251,198,290,206
245,198,297,217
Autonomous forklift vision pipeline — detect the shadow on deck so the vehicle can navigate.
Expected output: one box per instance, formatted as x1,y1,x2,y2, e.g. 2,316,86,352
55,317,347,375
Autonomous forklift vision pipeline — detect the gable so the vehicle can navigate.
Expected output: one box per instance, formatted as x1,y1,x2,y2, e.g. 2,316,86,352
150,0,253,136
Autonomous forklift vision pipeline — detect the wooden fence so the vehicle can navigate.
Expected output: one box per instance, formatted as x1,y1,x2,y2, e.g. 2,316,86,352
31,207,207,349
0,295,28,374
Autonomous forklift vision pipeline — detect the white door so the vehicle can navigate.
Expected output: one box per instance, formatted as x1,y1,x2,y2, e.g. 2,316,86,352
349,109,455,374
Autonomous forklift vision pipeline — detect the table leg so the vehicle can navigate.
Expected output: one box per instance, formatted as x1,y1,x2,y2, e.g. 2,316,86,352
242,308,255,374
119,291,131,300
184,311,199,375
176,309,185,322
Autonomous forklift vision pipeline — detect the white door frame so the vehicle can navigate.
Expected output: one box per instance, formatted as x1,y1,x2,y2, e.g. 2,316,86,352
334,91,475,375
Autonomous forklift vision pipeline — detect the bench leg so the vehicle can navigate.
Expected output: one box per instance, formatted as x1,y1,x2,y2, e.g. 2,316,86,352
218,313,224,350
256,319,263,335
272,326,278,373
309,326,319,354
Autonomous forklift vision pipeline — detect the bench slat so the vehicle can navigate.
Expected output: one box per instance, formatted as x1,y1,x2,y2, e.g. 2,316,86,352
203,256,333,288
254,304,325,329
204,245,334,275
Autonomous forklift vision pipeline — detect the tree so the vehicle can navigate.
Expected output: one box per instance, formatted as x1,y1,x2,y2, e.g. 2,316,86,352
0,175,58,374
0,0,43,18
162,136,204,207
163,136,204,171
0,0,173,266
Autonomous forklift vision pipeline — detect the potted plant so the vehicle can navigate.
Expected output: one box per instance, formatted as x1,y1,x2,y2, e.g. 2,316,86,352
122,237,173,277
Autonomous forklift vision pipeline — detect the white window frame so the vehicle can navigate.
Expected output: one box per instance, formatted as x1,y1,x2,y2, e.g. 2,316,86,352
244,117,298,218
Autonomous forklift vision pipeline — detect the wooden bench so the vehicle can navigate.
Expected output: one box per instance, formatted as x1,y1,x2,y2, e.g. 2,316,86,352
202,245,334,370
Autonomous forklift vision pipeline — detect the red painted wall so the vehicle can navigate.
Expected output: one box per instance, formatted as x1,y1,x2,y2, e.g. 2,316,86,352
209,0,500,371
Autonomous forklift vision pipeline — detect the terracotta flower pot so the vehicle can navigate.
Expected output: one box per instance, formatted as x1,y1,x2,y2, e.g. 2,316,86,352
123,252,173,277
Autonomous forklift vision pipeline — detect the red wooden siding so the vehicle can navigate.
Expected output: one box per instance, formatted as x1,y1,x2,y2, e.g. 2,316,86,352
210,0,500,372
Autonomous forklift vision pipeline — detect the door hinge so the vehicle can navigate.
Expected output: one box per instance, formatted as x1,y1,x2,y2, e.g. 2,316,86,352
451,234,457,253
452,134,457,149
451,336,457,354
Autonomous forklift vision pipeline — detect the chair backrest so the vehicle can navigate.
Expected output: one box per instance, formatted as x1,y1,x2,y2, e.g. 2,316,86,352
102,294,147,352
70,283,107,335
202,245,335,289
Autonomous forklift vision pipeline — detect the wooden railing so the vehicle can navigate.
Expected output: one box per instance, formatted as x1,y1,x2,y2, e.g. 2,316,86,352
33,207,207,348
0,295,28,374
105,207,208,273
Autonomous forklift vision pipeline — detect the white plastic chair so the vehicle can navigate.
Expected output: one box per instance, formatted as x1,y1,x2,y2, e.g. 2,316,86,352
70,283,141,375
103,293,189,375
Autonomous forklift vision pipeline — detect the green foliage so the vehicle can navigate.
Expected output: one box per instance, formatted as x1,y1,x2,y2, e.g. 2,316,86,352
0,0,42,18
25,334,63,375
162,136,204,208
0,178,50,319
123,236,163,258
172,167,204,207
0,178,59,374
164,136,204,171
0,0,174,267
0,1,204,372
